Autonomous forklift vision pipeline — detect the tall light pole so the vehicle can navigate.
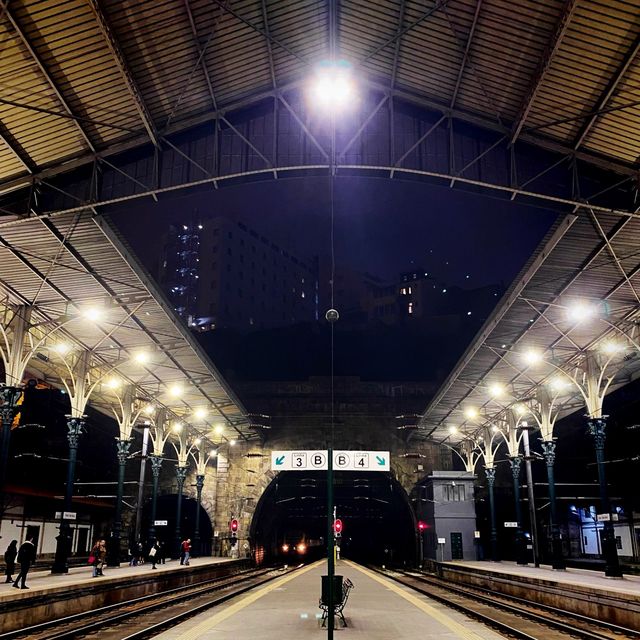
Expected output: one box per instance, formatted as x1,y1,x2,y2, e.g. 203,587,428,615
190,440,216,557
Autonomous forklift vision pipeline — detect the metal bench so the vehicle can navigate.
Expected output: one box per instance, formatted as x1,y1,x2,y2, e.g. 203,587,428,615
320,577,354,628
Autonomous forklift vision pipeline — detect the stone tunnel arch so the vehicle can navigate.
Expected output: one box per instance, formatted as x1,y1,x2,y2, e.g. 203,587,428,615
249,470,417,565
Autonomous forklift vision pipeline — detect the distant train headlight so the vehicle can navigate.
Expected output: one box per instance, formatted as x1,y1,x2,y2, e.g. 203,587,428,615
296,543,307,554
282,544,290,552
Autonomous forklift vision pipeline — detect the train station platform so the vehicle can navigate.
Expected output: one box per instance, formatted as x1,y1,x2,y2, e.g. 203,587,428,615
155,559,506,640
439,560,640,629
0,556,246,634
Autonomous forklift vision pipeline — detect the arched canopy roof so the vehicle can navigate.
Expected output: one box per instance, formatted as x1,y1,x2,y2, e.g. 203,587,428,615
0,0,639,192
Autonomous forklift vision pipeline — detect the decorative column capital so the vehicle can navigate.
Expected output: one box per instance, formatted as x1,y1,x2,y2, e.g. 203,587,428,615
150,454,163,476
196,474,205,490
541,440,556,466
509,456,522,478
587,417,607,449
66,416,85,449
115,438,132,464
0,385,22,424
175,464,189,486
485,466,496,485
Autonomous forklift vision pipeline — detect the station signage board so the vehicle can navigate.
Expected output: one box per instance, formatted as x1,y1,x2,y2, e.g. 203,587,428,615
55,511,77,520
271,450,390,472
154,520,168,526
504,521,518,528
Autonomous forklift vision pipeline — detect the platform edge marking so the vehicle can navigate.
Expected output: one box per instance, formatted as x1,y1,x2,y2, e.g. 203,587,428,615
175,562,321,640
344,561,488,640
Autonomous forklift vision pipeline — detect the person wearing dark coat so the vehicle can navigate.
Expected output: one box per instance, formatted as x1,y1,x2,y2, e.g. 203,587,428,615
4,540,17,583
13,536,36,589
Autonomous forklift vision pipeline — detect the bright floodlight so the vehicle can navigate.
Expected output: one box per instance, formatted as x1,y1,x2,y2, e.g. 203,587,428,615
213,424,225,436
448,425,458,435
193,437,202,446
549,377,568,393
173,421,183,432
309,61,356,112
229,439,237,447
194,407,208,420
82,307,103,322
523,349,543,366
488,382,505,398
566,301,596,323
168,383,183,398
209,449,218,458
54,343,72,355
106,377,121,390
143,404,155,416
601,340,622,355
463,407,478,420
134,351,150,364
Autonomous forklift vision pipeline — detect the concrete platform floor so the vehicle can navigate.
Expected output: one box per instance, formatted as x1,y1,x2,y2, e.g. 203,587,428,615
445,560,640,597
156,559,506,640
0,556,235,602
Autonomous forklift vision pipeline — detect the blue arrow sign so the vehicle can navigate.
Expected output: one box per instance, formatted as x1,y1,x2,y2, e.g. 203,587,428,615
275,455,285,466
376,456,386,466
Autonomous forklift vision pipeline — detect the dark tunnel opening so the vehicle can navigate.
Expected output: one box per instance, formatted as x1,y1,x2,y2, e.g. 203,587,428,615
250,471,417,566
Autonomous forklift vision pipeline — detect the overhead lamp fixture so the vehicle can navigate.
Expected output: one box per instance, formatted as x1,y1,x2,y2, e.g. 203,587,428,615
194,407,208,420
143,404,155,416
106,377,121,390
308,60,356,112
168,383,183,398
463,407,478,420
514,403,527,416
448,425,458,435
566,301,596,323
209,449,218,458
54,343,72,355
488,382,505,398
133,351,150,364
193,437,202,446
523,349,543,366
601,341,622,355
213,424,225,436
549,377,569,393
229,439,237,447
82,307,104,322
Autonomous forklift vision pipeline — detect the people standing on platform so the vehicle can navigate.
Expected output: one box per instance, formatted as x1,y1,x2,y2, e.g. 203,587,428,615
12,536,36,589
156,540,165,564
149,541,161,569
180,538,192,565
4,540,18,584
137,540,145,565
91,539,107,577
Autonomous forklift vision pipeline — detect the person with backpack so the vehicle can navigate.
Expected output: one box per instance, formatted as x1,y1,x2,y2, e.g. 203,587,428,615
13,536,36,589
148,541,160,569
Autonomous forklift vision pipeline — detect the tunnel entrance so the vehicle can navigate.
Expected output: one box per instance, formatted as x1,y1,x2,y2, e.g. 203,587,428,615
142,495,213,558
251,471,416,566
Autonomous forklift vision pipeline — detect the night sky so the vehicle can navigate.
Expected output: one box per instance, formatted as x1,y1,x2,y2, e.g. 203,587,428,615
111,176,557,289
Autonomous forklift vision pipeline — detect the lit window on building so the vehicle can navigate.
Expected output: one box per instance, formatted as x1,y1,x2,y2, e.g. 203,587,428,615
408,302,413,314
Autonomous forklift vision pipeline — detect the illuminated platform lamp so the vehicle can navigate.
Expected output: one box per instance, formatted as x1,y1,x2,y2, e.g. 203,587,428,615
307,60,357,113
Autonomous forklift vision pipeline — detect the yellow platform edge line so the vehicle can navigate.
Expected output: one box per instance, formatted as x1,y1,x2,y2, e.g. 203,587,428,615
175,561,322,640
344,560,487,640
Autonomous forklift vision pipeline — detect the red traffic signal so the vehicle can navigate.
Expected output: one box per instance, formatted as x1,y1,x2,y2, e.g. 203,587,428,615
333,519,343,534
230,518,238,533
417,521,427,532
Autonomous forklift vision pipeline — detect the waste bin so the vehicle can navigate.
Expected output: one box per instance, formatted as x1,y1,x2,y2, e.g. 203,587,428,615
321,575,343,605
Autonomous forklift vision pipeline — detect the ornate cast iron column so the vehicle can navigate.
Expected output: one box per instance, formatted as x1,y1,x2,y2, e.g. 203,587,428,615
174,465,188,555
52,416,85,573
509,456,527,565
486,466,498,562
540,440,565,570
193,473,205,557
148,454,163,544
108,438,131,567
587,417,622,578
0,386,22,513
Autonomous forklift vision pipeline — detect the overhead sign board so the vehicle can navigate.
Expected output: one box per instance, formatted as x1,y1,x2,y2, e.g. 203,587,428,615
55,511,76,521
504,521,518,528
596,513,611,522
437,537,446,544
271,450,390,472
154,520,168,526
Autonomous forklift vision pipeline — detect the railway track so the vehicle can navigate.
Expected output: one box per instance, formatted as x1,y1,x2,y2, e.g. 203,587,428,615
375,567,640,640
0,565,293,640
